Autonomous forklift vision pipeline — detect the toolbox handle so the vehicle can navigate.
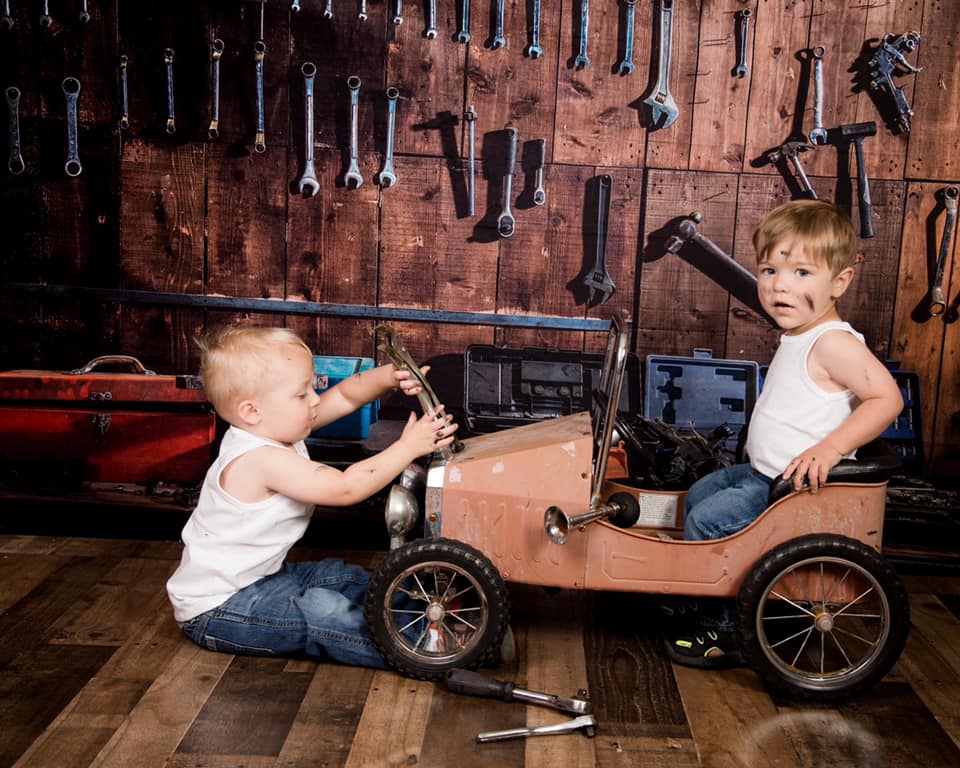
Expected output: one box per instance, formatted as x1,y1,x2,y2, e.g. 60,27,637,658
69,355,157,376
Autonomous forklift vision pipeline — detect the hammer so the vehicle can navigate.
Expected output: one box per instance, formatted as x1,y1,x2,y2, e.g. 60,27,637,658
839,122,877,239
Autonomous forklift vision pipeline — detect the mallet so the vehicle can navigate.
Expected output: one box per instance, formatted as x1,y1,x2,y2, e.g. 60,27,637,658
839,122,877,239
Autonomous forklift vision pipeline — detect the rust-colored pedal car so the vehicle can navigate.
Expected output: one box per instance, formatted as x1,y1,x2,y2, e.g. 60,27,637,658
363,316,910,701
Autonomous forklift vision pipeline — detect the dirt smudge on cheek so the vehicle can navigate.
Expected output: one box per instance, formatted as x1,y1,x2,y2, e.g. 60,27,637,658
803,293,814,310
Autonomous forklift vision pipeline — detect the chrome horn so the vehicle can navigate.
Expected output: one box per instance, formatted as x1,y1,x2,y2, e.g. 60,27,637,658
544,492,640,545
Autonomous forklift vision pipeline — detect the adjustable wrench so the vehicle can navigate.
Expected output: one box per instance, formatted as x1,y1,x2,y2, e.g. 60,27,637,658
79,0,89,23
642,0,678,129
40,0,50,27
164,48,176,135
497,127,518,238
930,186,958,317
465,105,476,216
6,86,24,175
808,45,827,145
345,76,363,189
573,0,589,69
444,669,592,715
424,0,436,38
477,715,597,743
2,1,13,30
254,39,266,152
377,87,399,188
733,9,750,78
617,0,636,75
492,0,505,48
579,175,615,305
393,0,402,25
532,138,546,206
119,55,129,130
526,0,542,58
208,39,224,139
766,141,817,199
62,77,82,177
456,0,469,43
297,62,319,197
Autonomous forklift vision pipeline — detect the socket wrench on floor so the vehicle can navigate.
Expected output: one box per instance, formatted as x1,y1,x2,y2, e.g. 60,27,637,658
444,669,592,715
930,186,959,317
497,127,518,237
164,48,176,135
477,715,597,743
345,76,363,188
641,0,678,129
377,87,399,188
6,86,24,175
809,45,827,145
297,62,319,197
62,77,82,177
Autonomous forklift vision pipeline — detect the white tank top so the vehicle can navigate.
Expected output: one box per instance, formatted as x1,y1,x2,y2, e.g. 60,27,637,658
166,426,314,623
746,321,863,480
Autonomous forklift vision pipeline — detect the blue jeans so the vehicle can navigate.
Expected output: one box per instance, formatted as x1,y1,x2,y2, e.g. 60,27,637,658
181,559,387,669
683,464,774,541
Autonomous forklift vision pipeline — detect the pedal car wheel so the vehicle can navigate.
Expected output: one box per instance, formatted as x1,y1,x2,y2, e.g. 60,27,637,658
737,534,909,701
364,538,510,680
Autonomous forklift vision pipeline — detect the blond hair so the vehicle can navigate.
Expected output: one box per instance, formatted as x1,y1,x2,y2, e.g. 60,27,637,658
198,326,310,419
753,200,858,275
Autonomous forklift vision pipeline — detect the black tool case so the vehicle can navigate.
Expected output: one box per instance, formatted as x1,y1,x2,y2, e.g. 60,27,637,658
463,345,641,435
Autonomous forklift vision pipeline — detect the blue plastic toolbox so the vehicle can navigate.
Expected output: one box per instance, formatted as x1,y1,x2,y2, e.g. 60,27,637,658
645,350,759,452
311,356,379,440
882,364,923,475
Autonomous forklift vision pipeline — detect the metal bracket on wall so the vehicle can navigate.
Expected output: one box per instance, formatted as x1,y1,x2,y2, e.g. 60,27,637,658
1,283,616,332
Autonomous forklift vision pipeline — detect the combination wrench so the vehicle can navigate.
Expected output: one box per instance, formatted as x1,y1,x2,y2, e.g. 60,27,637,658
573,0,589,70
641,0,679,129
345,76,363,188
733,9,750,78
464,105,476,216
323,0,333,19
6,86,24,175
164,48,176,135
208,39,224,139
40,0,50,27
477,715,597,743
930,186,959,317
254,40,266,152
393,0,402,25
118,55,129,130
492,0,505,48
377,87,399,188
456,0,469,43
424,0,436,38
2,1,13,30
497,127,518,238
579,175,615,305
358,0,367,21
532,138,546,206
291,0,301,11
297,62,319,197
616,0,636,75
79,0,89,23
62,77,82,177
808,45,827,145
526,0,542,58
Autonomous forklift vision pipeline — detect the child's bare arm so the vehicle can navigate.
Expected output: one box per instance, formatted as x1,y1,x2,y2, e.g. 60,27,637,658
253,407,457,506
314,363,427,428
783,332,903,491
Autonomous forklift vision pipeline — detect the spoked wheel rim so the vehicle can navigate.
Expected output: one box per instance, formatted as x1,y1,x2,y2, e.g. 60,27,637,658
755,555,890,692
383,559,490,668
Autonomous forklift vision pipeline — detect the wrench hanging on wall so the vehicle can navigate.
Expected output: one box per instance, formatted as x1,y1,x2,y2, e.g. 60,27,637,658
208,39,224,139
641,0,678,129
497,127,518,237
254,1,267,153
6,86,24,175
164,48,176,135
808,45,827,145
344,76,363,188
118,55,129,130
929,186,959,318
62,77,82,176
1,1,14,30
377,87,399,187
297,62,319,197
573,0,589,69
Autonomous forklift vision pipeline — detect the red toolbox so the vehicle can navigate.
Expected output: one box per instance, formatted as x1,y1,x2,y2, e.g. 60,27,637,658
0,355,216,487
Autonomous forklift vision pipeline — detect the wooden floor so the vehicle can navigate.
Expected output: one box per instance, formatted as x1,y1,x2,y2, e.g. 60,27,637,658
2,533,960,768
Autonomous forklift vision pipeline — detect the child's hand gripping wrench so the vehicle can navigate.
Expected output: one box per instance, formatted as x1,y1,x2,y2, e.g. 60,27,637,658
297,62,319,197
377,87,399,188
444,669,593,715
930,186,959,317
497,127,518,238
345,76,363,188
579,174,615,305
6,86,24,175
641,0,678,129
62,77,82,177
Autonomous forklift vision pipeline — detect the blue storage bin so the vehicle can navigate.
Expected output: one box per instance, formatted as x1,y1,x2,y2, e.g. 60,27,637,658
311,356,379,440
882,363,923,475
645,349,759,452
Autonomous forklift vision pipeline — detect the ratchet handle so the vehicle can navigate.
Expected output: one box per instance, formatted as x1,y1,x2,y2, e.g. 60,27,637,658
444,669,514,701
505,127,518,171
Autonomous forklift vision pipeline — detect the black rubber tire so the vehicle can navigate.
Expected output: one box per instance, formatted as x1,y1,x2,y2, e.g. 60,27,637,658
363,538,510,680
737,534,910,701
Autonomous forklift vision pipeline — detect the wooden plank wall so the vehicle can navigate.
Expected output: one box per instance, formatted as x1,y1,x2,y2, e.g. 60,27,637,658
0,0,958,479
